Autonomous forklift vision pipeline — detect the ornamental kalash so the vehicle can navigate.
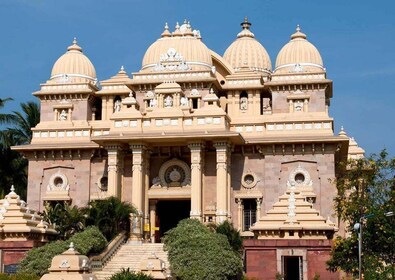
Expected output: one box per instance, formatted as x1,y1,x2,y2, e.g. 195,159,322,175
14,18,364,279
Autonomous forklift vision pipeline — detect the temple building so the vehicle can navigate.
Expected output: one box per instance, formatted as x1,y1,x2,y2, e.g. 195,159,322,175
14,18,364,279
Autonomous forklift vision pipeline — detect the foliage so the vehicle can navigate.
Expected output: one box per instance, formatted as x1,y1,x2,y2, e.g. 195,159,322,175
19,226,106,276
84,196,136,240
0,101,40,200
327,150,395,278
108,268,153,280
214,220,243,252
0,273,40,280
163,219,243,280
274,273,284,280
42,202,86,240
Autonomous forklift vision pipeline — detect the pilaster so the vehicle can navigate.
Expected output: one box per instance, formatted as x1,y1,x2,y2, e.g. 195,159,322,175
188,141,205,221
214,140,230,223
105,144,123,198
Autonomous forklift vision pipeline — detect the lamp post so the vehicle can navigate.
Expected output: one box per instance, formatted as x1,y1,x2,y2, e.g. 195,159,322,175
354,211,394,280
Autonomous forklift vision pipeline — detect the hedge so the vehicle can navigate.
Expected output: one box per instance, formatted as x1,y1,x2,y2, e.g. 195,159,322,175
19,226,107,276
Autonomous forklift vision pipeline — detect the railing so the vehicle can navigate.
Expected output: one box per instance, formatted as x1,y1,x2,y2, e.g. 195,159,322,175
90,231,128,271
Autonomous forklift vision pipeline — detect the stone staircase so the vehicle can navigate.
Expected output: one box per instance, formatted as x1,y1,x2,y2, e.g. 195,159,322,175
94,243,170,280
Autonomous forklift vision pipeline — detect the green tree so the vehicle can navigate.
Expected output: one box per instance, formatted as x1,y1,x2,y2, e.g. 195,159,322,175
215,220,243,252
84,196,136,240
0,97,15,125
42,202,86,240
19,226,107,276
0,101,40,199
327,150,395,278
163,219,243,280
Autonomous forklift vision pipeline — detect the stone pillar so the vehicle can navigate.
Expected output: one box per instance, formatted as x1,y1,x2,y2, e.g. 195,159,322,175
256,198,262,220
149,200,157,243
131,144,146,212
130,144,146,241
214,141,229,223
227,146,232,220
236,198,242,231
106,145,122,198
188,142,205,221
143,150,151,241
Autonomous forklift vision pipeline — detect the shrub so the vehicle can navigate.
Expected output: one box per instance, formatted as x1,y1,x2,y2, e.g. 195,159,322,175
163,219,243,280
84,197,136,240
19,226,107,276
0,273,40,280
108,268,153,280
215,220,243,252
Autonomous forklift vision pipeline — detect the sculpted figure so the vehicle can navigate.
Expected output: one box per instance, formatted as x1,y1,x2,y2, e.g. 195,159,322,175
59,110,67,121
240,97,248,110
114,100,122,112
164,95,173,107
149,98,158,107
180,96,188,106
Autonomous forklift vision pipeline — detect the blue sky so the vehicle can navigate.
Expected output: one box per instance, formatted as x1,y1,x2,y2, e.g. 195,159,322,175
1,0,394,156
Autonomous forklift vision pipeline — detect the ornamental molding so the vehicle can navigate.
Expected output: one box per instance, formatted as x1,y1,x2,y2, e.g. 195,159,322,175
287,164,313,188
154,158,191,188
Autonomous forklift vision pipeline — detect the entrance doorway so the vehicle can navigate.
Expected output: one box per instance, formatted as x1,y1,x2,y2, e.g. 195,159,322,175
283,256,302,280
155,200,190,242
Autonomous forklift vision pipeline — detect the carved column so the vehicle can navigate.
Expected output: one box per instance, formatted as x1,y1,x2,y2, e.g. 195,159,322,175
227,145,232,220
256,198,262,221
214,141,230,223
188,142,205,221
143,149,151,240
105,145,122,198
130,143,146,241
236,198,242,231
149,200,157,243
131,144,146,212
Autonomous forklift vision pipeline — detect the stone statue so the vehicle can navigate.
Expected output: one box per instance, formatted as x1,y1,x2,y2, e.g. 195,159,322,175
180,96,188,106
262,98,271,111
294,100,303,112
149,98,158,107
114,100,122,112
59,110,67,121
240,97,248,110
164,95,173,107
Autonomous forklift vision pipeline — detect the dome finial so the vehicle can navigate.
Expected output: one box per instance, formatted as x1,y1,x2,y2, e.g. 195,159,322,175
67,37,82,52
291,25,307,40
241,17,251,30
161,22,171,37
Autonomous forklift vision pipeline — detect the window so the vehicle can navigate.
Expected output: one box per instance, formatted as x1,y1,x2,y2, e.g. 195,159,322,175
243,199,257,231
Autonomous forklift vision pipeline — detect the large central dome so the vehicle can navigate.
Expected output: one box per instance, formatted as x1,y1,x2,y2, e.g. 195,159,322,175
141,21,213,72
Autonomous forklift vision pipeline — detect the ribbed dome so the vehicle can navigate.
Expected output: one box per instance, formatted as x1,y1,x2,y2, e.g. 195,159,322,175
224,18,272,74
274,26,324,74
50,38,97,83
141,21,213,72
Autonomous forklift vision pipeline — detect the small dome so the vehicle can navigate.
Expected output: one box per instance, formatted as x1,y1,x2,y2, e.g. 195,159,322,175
274,25,324,74
141,21,213,72
50,38,97,83
224,18,272,74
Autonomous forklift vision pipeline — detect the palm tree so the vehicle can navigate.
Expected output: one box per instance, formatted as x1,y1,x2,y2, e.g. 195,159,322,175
84,197,136,240
0,97,15,125
4,101,40,145
0,101,40,199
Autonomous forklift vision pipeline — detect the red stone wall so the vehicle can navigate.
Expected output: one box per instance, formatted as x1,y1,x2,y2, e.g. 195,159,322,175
244,239,340,280
0,240,45,268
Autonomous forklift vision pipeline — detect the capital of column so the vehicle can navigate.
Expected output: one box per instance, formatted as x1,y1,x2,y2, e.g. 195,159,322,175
213,140,231,152
188,141,205,151
129,143,147,152
104,144,123,152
